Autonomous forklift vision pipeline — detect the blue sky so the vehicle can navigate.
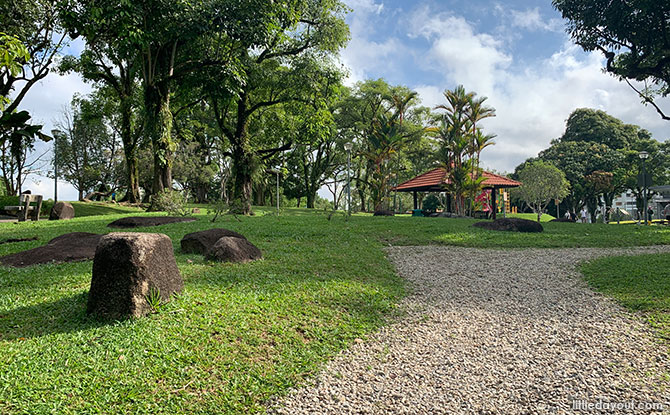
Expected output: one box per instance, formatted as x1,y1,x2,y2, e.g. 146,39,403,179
17,0,670,200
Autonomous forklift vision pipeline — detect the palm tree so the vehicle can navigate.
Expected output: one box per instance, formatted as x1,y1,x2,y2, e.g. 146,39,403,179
361,91,420,211
433,85,496,216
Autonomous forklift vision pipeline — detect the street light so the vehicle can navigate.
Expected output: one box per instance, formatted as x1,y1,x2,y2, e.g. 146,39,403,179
343,142,353,217
51,129,61,203
639,151,649,225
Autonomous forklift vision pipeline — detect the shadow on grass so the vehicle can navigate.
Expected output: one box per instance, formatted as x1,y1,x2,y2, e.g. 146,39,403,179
0,291,113,341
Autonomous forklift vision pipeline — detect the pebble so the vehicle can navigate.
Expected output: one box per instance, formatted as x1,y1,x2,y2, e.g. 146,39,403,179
269,246,670,414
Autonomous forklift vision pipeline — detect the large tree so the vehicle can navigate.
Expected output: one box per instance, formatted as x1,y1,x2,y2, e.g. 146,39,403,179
208,0,349,214
553,0,670,120
61,0,286,200
54,95,121,200
516,160,570,222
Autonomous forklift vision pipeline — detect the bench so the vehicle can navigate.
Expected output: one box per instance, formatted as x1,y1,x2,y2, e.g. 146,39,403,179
4,194,43,222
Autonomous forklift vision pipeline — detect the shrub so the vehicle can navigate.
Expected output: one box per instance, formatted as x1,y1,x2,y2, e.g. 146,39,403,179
422,194,442,212
151,190,190,216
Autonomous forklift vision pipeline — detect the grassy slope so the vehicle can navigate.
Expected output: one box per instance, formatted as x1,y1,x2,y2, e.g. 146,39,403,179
581,254,670,343
0,206,669,413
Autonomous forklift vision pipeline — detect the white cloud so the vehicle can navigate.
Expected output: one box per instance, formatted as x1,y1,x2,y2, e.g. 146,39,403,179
340,0,405,85
510,7,563,32
408,9,512,97
401,9,670,173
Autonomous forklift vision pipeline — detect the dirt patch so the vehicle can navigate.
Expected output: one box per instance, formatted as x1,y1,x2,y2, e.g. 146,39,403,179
473,218,543,233
108,216,197,228
0,236,38,245
0,232,103,267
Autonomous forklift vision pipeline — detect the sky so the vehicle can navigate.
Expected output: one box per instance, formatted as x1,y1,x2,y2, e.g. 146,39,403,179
14,0,670,201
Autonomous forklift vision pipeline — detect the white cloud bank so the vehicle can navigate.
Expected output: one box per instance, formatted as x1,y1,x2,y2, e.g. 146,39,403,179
344,3,670,173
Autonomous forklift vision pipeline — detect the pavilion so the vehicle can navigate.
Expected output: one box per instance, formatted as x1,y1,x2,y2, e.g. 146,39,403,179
393,167,521,219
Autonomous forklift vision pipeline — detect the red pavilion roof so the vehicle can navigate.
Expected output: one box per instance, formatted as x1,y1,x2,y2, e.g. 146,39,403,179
393,168,521,192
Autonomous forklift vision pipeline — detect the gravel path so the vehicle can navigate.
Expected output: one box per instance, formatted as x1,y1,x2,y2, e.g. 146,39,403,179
270,246,670,414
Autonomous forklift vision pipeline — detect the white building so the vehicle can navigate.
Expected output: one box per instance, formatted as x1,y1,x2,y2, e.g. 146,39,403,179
613,188,670,219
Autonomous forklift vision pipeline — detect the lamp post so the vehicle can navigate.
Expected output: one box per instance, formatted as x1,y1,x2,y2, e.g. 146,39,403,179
344,142,353,217
639,151,649,225
51,129,61,203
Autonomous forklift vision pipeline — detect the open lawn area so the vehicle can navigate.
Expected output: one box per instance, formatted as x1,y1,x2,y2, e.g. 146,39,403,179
582,253,670,343
1,206,669,413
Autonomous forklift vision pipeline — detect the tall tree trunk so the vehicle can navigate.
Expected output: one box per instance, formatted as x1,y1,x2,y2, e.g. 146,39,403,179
306,191,316,209
120,98,140,203
145,83,174,197
230,94,254,215
232,148,253,215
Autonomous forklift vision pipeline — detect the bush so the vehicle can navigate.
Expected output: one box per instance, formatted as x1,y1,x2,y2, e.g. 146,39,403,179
151,190,190,216
422,194,442,213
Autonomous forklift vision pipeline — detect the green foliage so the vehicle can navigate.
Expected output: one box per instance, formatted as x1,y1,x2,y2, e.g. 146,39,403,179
0,33,30,111
560,108,650,149
151,190,190,216
553,0,670,120
422,194,442,212
145,286,162,312
516,160,570,222
433,85,496,216
207,199,229,223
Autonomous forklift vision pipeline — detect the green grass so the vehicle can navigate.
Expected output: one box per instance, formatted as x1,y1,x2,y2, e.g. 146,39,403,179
0,209,403,414
507,212,556,222
70,201,144,217
0,206,669,413
581,253,670,344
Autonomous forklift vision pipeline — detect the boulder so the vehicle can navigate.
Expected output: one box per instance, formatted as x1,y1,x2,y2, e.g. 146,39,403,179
206,236,262,263
180,228,247,255
373,210,395,216
473,218,544,233
49,201,75,220
87,233,183,319
0,232,103,267
108,216,196,228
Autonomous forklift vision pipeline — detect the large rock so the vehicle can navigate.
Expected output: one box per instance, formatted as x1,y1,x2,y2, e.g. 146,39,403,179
206,236,262,263
49,201,75,220
108,216,196,228
473,218,544,233
180,228,247,255
0,232,103,267
87,233,184,319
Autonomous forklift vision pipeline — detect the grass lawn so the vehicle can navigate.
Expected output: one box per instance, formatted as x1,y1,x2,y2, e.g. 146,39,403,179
0,205,669,413
581,254,670,343
507,212,556,222
70,201,144,217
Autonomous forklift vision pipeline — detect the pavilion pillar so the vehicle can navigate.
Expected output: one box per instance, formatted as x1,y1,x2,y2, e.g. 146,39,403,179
413,191,418,210
491,188,497,220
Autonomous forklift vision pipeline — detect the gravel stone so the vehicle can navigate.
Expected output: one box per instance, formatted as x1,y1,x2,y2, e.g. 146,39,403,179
270,246,670,415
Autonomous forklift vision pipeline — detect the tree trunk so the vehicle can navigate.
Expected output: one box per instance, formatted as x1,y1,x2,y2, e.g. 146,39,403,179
230,94,254,215
120,98,140,203
145,83,174,197
78,188,84,201
231,143,253,215
306,191,316,209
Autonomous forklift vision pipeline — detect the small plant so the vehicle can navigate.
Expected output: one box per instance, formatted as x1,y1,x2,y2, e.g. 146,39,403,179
150,190,191,216
145,286,162,312
208,199,228,223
